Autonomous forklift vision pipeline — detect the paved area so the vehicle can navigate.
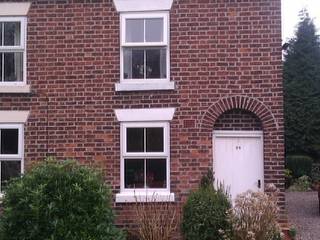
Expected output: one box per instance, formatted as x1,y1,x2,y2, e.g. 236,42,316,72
286,191,320,240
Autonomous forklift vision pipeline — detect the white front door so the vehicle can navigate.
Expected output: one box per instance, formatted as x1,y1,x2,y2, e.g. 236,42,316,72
213,131,264,201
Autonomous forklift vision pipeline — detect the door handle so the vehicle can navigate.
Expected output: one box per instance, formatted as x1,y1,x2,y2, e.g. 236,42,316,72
258,180,261,189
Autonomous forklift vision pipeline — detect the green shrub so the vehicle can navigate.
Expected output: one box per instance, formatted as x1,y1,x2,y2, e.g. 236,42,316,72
182,183,232,240
311,164,320,182
286,155,313,178
288,175,311,192
288,226,297,239
285,169,293,189
0,159,125,240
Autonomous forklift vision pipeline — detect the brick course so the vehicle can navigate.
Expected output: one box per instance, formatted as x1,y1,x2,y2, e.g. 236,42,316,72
214,109,262,131
0,0,284,237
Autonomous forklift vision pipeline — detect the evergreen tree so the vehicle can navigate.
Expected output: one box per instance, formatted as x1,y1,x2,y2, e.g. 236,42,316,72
284,10,320,158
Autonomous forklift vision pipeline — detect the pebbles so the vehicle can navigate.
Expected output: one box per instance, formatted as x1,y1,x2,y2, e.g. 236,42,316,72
286,192,320,240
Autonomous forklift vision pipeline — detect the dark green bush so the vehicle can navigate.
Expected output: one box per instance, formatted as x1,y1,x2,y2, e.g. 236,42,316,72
285,169,293,189
286,155,313,178
0,159,125,240
182,183,232,240
311,163,320,182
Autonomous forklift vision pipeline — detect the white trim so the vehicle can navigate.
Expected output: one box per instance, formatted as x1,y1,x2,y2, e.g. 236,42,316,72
213,130,263,138
113,0,174,12
115,108,175,122
119,11,171,88
0,111,30,123
0,3,31,16
121,12,168,46
0,124,23,158
122,122,169,156
0,84,30,93
0,17,27,85
119,121,172,200
115,81,174,91
120,122,170,192
0,124,24,193
116,191,175,203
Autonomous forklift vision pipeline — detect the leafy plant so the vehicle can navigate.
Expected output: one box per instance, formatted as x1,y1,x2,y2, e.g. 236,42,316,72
226,187,282,240
288,226,297,239
311,164,320,182
182,173,232,240
288,175,311,192
285,169,293,189
286,155,313,178
0,159,125,240
133,195,178,240
200,169,214,188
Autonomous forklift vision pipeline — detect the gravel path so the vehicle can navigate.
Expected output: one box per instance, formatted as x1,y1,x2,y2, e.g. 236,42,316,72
286,191,320,240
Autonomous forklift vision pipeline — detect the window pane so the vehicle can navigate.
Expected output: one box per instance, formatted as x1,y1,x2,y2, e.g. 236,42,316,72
0,23,2,46
146,48,166,79
146,158,166,188
4,22,21,46
145,18,163,42
1,161,21,191
4,52,23,82
125,159,144,188
124,48,144,79
1,129,19,155
127,128,144,152
123,48,132,79
0,53,2,82
146,128,164,152
126,19,144,43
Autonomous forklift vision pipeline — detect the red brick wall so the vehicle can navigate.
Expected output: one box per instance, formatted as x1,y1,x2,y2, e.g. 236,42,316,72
214,109,262,131
0,0,284,236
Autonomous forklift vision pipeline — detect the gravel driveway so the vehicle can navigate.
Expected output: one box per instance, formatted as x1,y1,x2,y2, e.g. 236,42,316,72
286,191,320,240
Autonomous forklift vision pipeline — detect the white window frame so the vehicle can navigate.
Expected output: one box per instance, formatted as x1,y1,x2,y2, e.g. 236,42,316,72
0,17,27,86
0,124,24,194
115,108,175,202
120,12,170,84
117,121,174,202
121,122,170,192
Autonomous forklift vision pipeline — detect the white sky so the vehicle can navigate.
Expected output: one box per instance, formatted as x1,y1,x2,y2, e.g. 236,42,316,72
282,0,320,42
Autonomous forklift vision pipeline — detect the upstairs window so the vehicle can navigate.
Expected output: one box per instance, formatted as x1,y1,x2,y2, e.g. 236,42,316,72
121,12,169,82
0,124,23,193
0,17,26,84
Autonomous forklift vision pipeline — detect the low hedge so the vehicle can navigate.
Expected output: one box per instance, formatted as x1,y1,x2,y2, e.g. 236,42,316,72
286,155,313,178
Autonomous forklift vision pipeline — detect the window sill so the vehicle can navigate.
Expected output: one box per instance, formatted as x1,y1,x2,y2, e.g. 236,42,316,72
115,191,175,203
0,85,31,93
115,81,175,92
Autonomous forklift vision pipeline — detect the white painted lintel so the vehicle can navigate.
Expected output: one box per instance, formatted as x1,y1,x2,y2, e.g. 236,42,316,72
0,2,31,16
0,111,30,123
113,0,174,12
115,108,176,122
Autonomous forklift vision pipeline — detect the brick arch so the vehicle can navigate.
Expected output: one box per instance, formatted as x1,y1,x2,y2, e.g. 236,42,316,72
200,95,279,131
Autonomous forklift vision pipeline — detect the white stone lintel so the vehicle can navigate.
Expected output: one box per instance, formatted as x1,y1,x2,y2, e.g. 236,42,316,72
113,0,174,12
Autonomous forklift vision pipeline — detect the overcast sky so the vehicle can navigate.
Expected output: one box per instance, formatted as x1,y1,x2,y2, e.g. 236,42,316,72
282,0,320,42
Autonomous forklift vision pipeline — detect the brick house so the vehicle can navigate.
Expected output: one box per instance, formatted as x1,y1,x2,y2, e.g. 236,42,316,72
0,0,284,236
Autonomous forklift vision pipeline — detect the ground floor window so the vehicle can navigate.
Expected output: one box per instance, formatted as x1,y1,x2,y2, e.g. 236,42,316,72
114,108,175,202
0,124,23,192
121,122,170,192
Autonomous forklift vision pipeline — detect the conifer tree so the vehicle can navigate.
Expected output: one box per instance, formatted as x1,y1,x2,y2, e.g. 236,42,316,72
284,10,320,158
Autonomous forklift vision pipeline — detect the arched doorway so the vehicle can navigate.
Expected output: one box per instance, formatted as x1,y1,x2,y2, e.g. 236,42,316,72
213,109,264,201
